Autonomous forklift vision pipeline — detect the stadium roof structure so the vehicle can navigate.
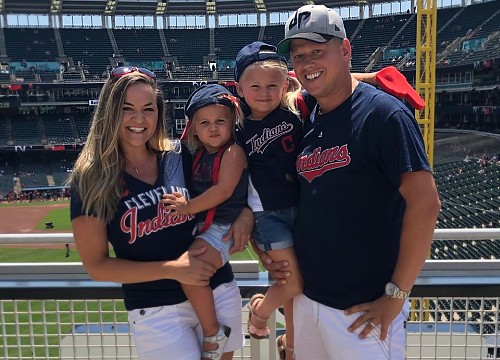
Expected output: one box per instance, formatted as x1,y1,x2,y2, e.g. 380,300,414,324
1,0,387,16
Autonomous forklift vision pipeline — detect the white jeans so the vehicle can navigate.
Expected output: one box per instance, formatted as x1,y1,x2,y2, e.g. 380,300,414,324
128,280,244,360
294,294,409,360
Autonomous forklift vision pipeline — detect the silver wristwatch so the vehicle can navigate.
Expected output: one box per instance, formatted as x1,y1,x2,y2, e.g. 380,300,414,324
385,281,411,300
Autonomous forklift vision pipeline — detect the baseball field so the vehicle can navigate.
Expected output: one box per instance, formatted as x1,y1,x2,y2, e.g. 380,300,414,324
0,200,260,359
0,200,257,262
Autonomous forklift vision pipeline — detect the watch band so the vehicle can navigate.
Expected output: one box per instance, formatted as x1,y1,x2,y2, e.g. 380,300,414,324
385,281,411,299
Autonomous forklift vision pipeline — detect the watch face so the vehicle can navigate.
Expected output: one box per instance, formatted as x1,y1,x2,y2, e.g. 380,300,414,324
385,282,396,295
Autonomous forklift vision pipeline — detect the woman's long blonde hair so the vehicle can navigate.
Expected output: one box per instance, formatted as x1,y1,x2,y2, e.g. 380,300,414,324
68,72,171,223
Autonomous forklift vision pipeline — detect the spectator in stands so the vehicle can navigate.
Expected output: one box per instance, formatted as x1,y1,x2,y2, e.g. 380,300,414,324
69,67,251,360
256,5,441,360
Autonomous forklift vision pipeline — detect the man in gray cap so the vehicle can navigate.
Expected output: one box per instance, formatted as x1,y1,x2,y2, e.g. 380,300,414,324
258,4,441,360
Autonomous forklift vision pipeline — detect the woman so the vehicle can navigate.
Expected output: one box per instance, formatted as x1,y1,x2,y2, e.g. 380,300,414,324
68,67,250,360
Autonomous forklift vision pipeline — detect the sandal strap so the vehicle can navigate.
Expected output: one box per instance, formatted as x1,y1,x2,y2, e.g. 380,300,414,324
248,294,270,323
247,293,271,338
202,325,231,360
250,307,269,323
277,335,294,352
203,327,229,343
202,352,220,359
278,343,294,352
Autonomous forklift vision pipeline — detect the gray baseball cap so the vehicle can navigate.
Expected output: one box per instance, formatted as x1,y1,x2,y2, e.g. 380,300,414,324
277,5,347,55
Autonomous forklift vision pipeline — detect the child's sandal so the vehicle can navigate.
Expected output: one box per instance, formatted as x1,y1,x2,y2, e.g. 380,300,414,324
202,325,231,360
277,334,294,360
247,293,270,339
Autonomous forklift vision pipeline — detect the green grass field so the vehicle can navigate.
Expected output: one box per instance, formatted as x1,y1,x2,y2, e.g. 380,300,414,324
0,200,260,265
0,242,259,265
0,201,263,358
35,207,73,231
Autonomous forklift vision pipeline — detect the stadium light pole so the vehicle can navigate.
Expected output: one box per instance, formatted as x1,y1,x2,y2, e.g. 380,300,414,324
415,0,437,168
415,0,438,323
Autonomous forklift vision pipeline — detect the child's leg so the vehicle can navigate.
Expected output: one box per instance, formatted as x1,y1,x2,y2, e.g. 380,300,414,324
279,299,295,360
249,247,303,345
181,237,225,355
251,247,303,319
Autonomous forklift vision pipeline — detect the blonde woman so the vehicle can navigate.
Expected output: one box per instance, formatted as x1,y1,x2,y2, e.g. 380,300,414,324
69,67,249,360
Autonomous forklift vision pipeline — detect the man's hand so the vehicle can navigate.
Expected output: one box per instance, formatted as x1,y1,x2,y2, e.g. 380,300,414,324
250,238,291,285
344,295,405,341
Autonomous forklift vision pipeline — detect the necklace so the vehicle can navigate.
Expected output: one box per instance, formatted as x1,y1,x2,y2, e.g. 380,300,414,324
127,154,154,175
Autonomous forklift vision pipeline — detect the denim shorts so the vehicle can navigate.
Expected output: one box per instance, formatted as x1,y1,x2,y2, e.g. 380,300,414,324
252,207,297,251
196,222,234,265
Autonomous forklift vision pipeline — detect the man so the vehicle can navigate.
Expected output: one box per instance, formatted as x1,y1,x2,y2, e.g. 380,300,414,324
259,5,441,360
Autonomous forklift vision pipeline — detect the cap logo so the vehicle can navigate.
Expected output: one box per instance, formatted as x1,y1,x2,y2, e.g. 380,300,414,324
259,49,276,55
288,10,311,31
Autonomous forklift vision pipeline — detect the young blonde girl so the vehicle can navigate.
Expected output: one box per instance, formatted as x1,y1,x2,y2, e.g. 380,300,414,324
234,41,304,360
162,84,248,360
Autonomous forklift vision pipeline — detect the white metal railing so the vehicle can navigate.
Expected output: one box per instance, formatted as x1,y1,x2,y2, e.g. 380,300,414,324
1,228,499,245
1,229,500,360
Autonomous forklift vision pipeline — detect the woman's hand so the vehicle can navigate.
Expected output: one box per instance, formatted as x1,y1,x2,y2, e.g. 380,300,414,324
352,71,378,86
225,207,254,254
169,246,217,286
353,67,425,110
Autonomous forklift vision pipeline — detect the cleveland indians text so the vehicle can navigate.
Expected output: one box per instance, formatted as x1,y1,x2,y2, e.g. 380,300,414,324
296,144,351,183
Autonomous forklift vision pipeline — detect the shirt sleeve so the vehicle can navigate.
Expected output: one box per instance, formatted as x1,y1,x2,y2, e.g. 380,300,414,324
377,108,431,188
69,185,93,220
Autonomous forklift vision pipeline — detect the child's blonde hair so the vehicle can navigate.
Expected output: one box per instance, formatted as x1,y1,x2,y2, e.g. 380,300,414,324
238,59,301,117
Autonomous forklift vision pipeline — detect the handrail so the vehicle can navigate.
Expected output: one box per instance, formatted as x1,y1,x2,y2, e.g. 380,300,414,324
0,228,499,244
1,228,499,300
1,260,500,299
1,230,500,360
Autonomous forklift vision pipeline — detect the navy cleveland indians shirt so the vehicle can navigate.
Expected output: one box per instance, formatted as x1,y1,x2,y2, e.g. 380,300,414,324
236,107,302,211
295,83,431,310
70,141,233,310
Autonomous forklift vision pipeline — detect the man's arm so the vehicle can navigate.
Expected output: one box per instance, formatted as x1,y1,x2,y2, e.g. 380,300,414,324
390,170,441,291
345,170,441,340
